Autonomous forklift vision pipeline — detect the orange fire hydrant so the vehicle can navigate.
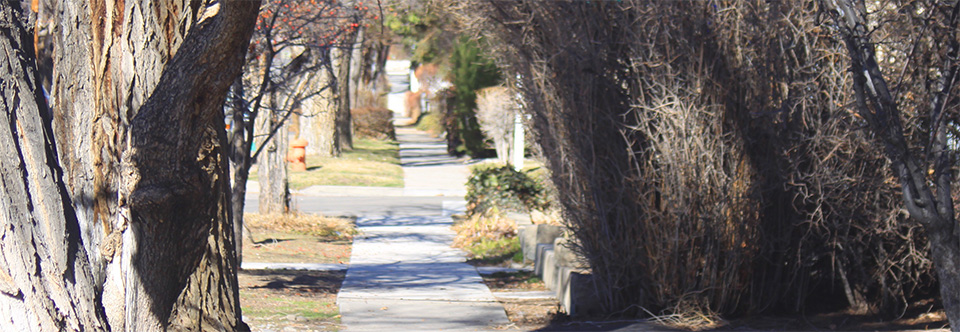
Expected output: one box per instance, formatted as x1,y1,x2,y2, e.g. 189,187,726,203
287,138,309,172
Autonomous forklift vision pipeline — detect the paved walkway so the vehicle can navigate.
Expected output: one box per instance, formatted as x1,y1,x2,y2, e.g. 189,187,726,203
396,126,471,197
334,124,509,331
337,215,509,331
243,122,510,330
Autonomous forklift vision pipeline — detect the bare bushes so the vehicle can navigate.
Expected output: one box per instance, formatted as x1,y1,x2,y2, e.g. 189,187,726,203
351,107,396,140
625,91,760,315
447,0,936,319
476,86,519,164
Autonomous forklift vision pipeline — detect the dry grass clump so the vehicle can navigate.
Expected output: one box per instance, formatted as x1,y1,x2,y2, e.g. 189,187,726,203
645,300,727,331
245,213,356,240
452,213,516,248
452,213,520,261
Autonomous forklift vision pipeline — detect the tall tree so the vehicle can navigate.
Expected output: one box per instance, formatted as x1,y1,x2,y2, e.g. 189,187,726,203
1,0,261,330
824,0,960,329
447,36,500,157
334,27,358,151
0,1,103,329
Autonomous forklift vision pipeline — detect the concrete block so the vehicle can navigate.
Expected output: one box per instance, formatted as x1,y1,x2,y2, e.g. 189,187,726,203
521,224,563,261
519,225,536,262
560,272,602,317
553,238,588,269
542,250,558,290
555,266,574,299
536,225,564,245
534,244,554,276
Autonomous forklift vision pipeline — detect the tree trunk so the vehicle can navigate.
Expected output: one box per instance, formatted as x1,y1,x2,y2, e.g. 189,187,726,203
302,58,341,157
229,77,253,264
334,32,358,151
350,27,365,110
123,0,260,329
256,93,290,214
0,3,105,329
2,0,262,330
825,0,960,329
50,4,203,320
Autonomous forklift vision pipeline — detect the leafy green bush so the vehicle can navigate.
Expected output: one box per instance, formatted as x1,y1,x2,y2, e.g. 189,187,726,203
466,164,550,216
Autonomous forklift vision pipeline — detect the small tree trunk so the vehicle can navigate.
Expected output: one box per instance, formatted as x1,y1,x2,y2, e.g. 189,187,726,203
302,59,340,157
334,32,358,151
350,27,365,109
825,0,960,328
256,93,290,214
229,78,252,263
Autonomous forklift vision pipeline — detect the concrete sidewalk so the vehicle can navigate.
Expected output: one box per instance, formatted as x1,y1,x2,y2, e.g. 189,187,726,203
334,125,509,331
396,126,471,197
243,123,509,330
337,215,509,331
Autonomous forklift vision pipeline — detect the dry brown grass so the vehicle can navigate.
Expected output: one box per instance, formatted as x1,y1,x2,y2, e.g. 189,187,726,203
245,213,356,240
452,213,516,249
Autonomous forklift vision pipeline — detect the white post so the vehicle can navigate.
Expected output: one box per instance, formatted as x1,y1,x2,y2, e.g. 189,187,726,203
512,112,524,171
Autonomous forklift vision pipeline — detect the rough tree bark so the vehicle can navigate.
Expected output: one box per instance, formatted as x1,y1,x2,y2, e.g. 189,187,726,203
334,32,358,151
1,0,261,330
255,92,290,214
0,2,104,329
824,0,960,329
302,55,341,157
228,77,254,263
349,27,365,108
50,5,203,323
123,0,260,329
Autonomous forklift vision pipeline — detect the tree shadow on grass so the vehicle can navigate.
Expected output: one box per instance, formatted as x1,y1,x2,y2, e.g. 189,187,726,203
242,269,346,295
253,238,294,245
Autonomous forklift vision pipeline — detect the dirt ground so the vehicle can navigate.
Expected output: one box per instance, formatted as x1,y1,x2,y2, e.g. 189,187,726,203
478,270,562,330
240,225,352,332
238,222,948,332
243,232,351,264
478,269,948,331
239,269,345,332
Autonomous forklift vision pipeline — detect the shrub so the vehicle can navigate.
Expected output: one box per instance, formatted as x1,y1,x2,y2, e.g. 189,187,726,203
355,86,387,109
446,36,500,157
452,213,519,261
451,0,936,318
351,107,396,140
466,164,549,216
476,86,519,164
415,111,444,136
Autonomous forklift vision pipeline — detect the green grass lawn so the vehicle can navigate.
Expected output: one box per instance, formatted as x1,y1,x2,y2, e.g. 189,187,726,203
251,138,403,189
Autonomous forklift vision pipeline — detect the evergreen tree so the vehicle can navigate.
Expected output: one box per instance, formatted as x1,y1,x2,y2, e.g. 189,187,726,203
447,36,500,157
